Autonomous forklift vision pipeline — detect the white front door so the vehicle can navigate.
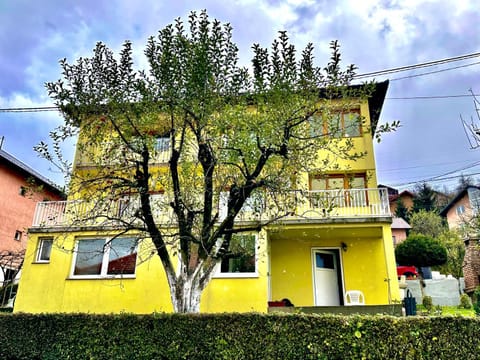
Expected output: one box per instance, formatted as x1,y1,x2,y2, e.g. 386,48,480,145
313,250,342,306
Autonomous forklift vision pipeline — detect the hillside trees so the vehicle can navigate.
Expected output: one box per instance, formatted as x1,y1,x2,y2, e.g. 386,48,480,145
413,182,437,213
37,11,390,312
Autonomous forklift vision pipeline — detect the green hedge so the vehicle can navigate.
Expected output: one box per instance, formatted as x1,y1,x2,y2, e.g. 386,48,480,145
0,313,479,359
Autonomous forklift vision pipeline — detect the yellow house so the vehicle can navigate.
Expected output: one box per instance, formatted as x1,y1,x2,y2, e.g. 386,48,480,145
14,80,400,313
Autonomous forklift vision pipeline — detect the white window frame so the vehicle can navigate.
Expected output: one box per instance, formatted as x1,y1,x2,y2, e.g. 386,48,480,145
69,237,138,279
214,233,258,279
36,238,53,263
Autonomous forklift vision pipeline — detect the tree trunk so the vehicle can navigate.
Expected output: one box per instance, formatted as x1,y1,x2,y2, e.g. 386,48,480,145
169,260,218,313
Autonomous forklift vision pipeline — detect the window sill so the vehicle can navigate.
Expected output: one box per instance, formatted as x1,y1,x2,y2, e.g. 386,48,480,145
32,261,50,264
213,272,258,279
67,275,136,280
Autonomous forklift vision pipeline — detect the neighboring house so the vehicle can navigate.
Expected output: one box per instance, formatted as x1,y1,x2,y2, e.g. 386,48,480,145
15,81,400,313
391,217,410,246
389,190,415,215
378,186,412,245
440,185,480,293
440,186,480,231
0,148,64,288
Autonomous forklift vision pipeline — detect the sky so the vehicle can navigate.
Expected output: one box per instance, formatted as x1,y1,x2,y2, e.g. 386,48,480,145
0,0,479,193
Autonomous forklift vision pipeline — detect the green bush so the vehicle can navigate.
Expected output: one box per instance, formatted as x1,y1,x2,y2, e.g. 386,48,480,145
473,286,480,315
459,294,472,309
422,296,433,311
0,313,479,359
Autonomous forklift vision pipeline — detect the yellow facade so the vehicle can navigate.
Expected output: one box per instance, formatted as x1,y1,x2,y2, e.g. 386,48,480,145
16,230,269,313
15,81,399,313
269,223,398,306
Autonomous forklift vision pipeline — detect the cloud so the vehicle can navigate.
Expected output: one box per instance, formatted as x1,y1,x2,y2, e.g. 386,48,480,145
1,0,479,189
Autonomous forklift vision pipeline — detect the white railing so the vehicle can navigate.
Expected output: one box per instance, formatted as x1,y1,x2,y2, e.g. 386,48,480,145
33,201,68,227
32,188,390,228
295,188,390,218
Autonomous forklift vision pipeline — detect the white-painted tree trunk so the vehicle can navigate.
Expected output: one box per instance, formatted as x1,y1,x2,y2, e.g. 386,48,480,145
168,258,219,313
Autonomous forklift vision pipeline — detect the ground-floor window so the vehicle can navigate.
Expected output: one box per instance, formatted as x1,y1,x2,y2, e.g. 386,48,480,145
71,237,138,278
216,234,257,277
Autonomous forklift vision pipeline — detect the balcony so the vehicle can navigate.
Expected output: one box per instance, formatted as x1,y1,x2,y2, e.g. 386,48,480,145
32,188,390,228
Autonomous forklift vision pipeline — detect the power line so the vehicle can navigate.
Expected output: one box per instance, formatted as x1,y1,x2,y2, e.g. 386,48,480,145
389,171,480,188
379,158,480,173
2,92,478,113
387,94,480,100
382,160,480,188
0,106,59,113
354,51,480,79
2,51,480,113
389,61,480,81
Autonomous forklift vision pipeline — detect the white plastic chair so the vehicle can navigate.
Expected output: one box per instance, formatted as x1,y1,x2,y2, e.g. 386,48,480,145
344,290,365,306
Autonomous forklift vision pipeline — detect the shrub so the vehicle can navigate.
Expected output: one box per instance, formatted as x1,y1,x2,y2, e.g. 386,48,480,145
0,313,479,359
422,296,433,311
473,286,480,315
459,294,472,309
395,234,447,273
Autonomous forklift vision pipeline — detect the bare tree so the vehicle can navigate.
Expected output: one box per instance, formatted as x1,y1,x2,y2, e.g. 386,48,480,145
461,89,480,149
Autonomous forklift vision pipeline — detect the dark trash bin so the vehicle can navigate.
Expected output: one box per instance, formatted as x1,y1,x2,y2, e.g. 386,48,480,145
403,289,416,316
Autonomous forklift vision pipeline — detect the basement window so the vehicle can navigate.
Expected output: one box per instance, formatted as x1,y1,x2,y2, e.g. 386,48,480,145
71,237,138,279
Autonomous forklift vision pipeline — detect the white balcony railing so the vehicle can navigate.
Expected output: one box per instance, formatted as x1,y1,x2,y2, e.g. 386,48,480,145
32,188,390,228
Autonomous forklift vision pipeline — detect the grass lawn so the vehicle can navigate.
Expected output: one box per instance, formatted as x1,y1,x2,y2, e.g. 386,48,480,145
416,305,476,317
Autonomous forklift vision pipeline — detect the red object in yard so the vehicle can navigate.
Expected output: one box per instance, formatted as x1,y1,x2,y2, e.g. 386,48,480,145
397,265,418,278
268,301,286,307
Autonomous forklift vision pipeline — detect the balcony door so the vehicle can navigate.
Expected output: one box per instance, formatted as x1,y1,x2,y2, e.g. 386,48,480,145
310,173,367,207
312,249,344,306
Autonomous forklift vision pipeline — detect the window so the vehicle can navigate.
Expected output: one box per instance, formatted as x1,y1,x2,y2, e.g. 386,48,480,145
154,136,170,152
72,237,138,278
309,109,362,138
309,173,367,207
310,173,366,191
36,238,53,262
217,234,257,277
14,230,22,241
469,188,480,214
316,252,335,269
19,186,26,196
456,205,465,215
153,135,171,163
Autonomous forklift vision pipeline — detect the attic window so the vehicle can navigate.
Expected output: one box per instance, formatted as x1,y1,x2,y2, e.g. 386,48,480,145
19,186,26,196
309,108,362,138
14,231,22,241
